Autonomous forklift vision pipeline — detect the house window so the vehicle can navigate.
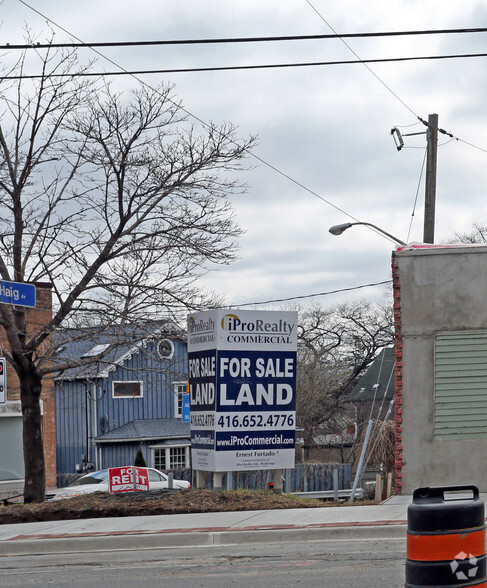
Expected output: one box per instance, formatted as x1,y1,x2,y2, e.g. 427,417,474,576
152,445,190,470
173,382,186,418
168,446,187,469
112,381,143,398
157,339,174,359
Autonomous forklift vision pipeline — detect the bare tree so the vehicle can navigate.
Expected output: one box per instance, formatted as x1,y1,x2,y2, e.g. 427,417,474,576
450,223,487,244
296,300,394,453
0,42,256,502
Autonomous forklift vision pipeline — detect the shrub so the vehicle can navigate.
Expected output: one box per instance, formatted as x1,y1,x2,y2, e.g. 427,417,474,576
134,447,147,467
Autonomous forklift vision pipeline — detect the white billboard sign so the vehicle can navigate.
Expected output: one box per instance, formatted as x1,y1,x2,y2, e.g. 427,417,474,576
188,309,297,472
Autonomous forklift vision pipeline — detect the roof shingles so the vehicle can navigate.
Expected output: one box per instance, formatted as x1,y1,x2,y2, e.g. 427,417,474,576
96,418,190,442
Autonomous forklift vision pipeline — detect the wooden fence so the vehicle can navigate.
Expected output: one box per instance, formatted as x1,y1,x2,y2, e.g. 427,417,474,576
173,463,351,492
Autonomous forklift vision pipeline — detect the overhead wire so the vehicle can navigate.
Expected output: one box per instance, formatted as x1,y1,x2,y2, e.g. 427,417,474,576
367,350,386,422
14,0,487,310
406,147,427,242
10,2,400,313
14,0,381,235
14,0,487,162
304,0,429,256
363,354,395,470
456,136,487,154
305,2,487,158
230,280,392,307
305,0,487,245
5,26,487,50
305,0,420,119
4,51,487,80
373,360,396,423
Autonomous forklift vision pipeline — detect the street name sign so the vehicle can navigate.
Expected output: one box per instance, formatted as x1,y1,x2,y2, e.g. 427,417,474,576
0,281,36,308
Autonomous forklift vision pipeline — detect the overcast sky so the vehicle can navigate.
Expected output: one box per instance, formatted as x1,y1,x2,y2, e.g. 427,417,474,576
3,0,487,310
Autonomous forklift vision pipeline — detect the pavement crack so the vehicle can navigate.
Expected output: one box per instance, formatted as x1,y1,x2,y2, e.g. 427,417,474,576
227,509,273,528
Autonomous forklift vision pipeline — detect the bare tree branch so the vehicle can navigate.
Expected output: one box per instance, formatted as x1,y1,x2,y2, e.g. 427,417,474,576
295,299,394,450
0,39,256,502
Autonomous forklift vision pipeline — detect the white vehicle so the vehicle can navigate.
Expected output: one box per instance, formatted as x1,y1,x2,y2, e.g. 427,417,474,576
48,467,190,500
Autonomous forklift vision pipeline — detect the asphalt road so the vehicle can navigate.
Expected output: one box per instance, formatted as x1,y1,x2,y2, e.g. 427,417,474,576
0,532,406,587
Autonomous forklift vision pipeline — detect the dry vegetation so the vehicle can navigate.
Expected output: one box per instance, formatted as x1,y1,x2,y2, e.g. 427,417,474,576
0,488,372,525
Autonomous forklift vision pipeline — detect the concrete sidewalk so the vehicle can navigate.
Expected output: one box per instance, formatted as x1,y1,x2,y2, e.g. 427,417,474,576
0,496,412,555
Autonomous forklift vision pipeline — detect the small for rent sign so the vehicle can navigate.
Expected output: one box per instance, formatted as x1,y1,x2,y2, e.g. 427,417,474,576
108,466,149,493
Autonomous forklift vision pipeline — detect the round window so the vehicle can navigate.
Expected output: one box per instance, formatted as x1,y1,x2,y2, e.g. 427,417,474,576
157,339,174,358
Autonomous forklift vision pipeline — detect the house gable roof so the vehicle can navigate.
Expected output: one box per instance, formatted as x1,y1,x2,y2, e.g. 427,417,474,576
54,321,185,381
349,347,395,402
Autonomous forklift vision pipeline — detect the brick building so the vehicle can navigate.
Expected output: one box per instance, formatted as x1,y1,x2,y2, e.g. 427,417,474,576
0,283,56,489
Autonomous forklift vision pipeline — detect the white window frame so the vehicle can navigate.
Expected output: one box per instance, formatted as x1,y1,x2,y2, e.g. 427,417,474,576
151,444,190,471
112,380,144,399
173,381,186,418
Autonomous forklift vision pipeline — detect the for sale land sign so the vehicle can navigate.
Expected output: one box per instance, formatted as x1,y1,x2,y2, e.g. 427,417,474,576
108,466,149,493
188,309,297,472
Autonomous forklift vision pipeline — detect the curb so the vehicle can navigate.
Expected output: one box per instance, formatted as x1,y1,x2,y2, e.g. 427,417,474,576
0,521,407,556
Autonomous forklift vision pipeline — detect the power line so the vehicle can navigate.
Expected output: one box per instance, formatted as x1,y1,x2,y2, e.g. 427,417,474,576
15,0,487,241
4,52,487,80
11,0,366,232
231,280,392,307
304,1,487,193
4,26,487,50
455,136,487,154
406,147,427,242
305,0,419,120
10,0,487,323
16,0,487,164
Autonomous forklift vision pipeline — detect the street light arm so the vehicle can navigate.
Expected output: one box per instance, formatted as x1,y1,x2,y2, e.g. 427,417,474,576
328,222,406,246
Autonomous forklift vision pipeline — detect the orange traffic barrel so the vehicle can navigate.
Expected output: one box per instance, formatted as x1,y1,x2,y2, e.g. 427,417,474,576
406,485,486,587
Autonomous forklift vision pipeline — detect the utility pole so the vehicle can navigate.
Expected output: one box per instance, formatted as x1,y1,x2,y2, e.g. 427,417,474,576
391,113,439,243
423,113,438,244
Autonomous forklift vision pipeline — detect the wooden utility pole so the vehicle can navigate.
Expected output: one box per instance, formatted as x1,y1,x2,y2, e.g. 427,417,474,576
423,113,438,243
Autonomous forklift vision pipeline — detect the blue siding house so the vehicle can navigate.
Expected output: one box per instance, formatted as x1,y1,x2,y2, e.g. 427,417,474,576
55,323,190,480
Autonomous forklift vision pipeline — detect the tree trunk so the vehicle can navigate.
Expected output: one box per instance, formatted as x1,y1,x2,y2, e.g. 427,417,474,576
20,369,46,503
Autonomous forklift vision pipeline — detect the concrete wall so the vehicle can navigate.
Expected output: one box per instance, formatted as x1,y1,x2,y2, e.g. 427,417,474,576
393,245,487,493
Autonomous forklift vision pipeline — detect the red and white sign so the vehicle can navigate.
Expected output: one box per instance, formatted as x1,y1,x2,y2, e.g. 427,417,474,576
108,466,149,493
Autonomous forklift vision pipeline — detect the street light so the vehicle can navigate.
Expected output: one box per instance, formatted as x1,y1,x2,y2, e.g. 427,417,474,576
329,220,405,503
328,222,406,246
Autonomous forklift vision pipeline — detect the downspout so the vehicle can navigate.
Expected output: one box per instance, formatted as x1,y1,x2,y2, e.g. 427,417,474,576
85,382,90,465
93,381,99,470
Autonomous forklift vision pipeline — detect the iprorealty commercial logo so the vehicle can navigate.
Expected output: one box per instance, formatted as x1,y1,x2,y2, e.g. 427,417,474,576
188,315,216,345
220,313,296,345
